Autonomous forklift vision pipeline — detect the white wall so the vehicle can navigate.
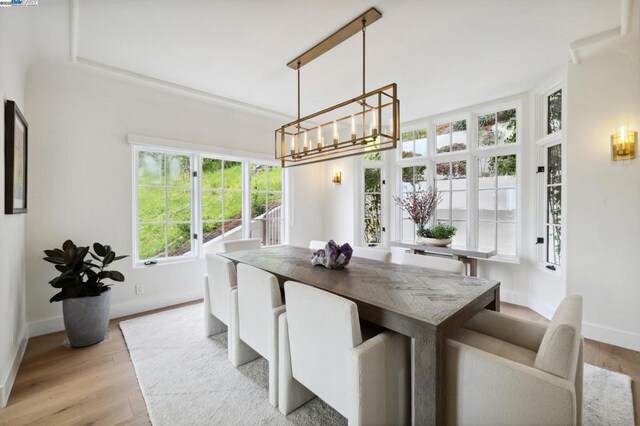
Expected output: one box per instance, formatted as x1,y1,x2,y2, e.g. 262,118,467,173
0,8,32,408
566,34,640,350
23,61,305,334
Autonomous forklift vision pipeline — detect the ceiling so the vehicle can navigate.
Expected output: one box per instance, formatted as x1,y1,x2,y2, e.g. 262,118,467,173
73,0,621,121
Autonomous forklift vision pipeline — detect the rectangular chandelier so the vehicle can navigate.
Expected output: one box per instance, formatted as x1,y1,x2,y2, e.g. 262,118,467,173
275,8,399,168
275,84,398,167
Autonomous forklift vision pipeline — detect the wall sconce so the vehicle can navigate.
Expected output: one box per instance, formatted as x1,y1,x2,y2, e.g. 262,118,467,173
331,171,342,185
611,125,637,161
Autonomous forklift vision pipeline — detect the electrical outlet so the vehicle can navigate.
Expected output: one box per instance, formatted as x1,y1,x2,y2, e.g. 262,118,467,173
135,284,144,295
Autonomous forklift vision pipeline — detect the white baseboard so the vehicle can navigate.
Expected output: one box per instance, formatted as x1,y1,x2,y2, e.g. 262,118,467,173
583,321,640,352
28,289,203,338
527,296,555,320
0,328,28,408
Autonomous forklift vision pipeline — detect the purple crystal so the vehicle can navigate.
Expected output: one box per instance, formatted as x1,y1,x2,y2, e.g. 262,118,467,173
311,240,352,269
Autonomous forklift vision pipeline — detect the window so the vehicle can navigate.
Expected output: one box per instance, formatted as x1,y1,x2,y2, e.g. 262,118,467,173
478,155,517,255
250,164,283,246
364,167,382,244
547,89,562,134
201,158,243,246
436,161,467,246
545,145,562,265
436,120,467,153
133,144,287,264
401,164,428,240
401,128,427,158
478,108,517,147
136,149,194,261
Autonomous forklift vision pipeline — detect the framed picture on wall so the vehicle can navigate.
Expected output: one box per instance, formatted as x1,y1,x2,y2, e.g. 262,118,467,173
4,100,28,214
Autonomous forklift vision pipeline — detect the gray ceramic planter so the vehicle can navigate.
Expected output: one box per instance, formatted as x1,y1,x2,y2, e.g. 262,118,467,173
62,288,111,347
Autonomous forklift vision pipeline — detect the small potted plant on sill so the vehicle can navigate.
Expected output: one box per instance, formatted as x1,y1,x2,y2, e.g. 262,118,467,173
43,240,127,347
394,187,441,245
418,223,457,247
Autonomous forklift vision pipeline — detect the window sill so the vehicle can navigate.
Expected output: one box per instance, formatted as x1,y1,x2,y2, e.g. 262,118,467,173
535,263,562,276
133,256,199,269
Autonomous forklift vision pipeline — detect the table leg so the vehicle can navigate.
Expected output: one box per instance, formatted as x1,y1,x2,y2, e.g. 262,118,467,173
412,328,445,425
485,287,500,312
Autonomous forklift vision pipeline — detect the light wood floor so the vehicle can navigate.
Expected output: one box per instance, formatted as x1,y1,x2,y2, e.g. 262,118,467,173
0,301,638,425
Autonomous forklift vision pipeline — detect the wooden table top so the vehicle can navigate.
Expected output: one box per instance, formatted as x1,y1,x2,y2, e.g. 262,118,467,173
219,245,499,328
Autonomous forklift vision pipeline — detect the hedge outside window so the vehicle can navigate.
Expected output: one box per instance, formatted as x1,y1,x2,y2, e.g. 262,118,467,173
478,109,516,147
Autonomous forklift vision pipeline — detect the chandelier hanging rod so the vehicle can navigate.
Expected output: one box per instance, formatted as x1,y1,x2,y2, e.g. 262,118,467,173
286,7,382,70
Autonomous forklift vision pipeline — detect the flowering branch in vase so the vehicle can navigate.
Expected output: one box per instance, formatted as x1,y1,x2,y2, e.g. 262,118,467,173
393,187,441,235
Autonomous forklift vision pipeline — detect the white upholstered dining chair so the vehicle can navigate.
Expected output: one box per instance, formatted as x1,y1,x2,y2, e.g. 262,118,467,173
223,238,261,252
445,295,584,425
352,246,391,262
278,281,410,425
234,264,286,407
308,240,327,251
203,254,261,366
400,251,466,275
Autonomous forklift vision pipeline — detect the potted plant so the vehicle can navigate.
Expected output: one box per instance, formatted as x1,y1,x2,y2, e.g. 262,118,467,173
394,187,440,243
43,240,127,347
418,223,457,247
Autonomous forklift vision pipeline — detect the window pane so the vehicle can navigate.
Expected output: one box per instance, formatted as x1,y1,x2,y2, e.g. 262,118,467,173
478,222,496,249
251,192,267,218
497,223,516,256
547,225,561,265
139,224,165,260
167,223,191,257
224,220,242,237
547,89,562,134
547,186,561,225
166,155,191,187
451,191,467,220
138,187,165,222
267,191,283,217
364,193,381,244
138,152,165,186
202,158,223,189
547,144,561,184
478,157,495,189
402,167,414,192
402,219,415,241
364,151,381,161
478,113,496,146
452,120,467,151
167,189,191,222
251,164,268,191
436,123,451,153
202,190,223,221
451,161,467,190
364,168,381,193
401,130,414,141
437,193,451,220
402,140,413,158
415,129,428,156
414,165,429,191
203,221,223,244
223,161,242,189
497,109,516,144
497,189,516,221
478,190,496,221
223,191,243,221
436,162,450,191
452,221,466,246
497,155,517,188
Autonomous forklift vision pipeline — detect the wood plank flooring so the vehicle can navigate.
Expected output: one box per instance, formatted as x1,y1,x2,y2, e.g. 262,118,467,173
0,301,637,425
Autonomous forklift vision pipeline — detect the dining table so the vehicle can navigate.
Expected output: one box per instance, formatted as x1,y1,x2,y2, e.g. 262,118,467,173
219,245,500,426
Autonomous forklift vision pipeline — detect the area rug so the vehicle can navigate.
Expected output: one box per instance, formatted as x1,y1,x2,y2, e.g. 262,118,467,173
120,304,634,425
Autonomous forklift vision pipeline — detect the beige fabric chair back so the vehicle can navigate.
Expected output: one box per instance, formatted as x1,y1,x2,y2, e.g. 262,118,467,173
236,264,282,356
223,238,261,252
308,240,327,251
284,281,363,415
205,253,236,324
352,246,391,262
400,251,466,275
534,295,583,380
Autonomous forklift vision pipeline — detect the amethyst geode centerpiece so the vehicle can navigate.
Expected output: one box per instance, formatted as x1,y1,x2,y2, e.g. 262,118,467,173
311,240,353,269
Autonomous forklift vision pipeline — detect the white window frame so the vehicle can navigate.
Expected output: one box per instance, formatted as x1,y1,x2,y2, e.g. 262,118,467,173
394,99,522,261
248,162,285,247
131,136,287,267
132,145,198,266
535,84,565,272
